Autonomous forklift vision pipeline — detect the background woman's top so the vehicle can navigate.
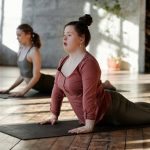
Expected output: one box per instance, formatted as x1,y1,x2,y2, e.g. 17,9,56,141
17,47,33,78
51,51,112,124
17,47,54,94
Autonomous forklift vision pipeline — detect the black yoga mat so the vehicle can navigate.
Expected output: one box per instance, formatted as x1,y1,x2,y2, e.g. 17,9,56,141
0,120,79,140
0,120,149,140
0,90,50,99
0,94,9,99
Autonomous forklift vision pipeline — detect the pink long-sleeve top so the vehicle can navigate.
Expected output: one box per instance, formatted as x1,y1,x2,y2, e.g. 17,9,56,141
50,51,112,124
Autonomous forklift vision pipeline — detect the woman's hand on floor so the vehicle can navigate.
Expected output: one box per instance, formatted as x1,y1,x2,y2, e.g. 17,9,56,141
68,125,93,134
40,113,58,125
10,91,25,97
0,89,10,94
69,119,95,134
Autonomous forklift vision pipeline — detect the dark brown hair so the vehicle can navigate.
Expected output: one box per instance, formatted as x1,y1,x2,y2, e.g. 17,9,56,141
64,14,93,47
17,24,41,48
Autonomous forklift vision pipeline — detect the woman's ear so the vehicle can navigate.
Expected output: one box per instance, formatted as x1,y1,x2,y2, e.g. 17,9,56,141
80,35,85,44
79,35,85,49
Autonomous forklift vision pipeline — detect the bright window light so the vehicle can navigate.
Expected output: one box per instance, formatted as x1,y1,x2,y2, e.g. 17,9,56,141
2,0,23,52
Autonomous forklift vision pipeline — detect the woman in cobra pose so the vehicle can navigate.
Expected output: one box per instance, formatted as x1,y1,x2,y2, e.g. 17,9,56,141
0,24,54,97
41,14,150,134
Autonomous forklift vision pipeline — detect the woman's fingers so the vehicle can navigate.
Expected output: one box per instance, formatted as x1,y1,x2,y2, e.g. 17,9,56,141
40,114,57,125
68,126,93,134
10,93,19,97
51,119,56,125
40,119,56,125
68,128,78,133
9,92,24,97
9,93,16,97
40,119,52,125
0,90,9,94
68,128,84,134
68,127,82,134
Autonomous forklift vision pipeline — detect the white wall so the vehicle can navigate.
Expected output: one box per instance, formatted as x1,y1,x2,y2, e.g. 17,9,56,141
88,0,145,72
0,0,146,71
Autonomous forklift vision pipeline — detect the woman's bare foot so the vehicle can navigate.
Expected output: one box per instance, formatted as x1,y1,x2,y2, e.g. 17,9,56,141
103,80,116,91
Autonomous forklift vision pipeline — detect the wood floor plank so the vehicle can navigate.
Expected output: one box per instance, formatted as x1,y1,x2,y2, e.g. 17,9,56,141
107,130,126,150
125,128,144,150
50,136,75,150
69,134,93,149
88,130,126,150
0,114,36,124
88,132,111,150
0,132,20,150
143,127,150,149
11,138,57,150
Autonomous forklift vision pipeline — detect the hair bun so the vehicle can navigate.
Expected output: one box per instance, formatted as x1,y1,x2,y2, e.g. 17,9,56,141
79,14,93,26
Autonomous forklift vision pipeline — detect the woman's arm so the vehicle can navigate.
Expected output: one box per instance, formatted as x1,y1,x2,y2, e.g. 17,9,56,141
40,57,67,124
0,76,24,93
40,70,65,124
69,58,101,133
50,72,65,117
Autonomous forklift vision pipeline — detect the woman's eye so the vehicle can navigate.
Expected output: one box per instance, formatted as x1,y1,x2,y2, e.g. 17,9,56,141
63,34,71,37
63,35,67,38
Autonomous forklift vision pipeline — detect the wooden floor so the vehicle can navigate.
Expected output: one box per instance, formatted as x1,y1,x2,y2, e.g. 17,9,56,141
0,66,150,150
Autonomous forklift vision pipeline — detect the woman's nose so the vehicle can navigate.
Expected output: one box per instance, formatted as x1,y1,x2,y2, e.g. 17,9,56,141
63,35,67,40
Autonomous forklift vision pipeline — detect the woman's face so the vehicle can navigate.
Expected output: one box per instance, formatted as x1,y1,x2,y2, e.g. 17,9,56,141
16,29,31,45
63,25,84,52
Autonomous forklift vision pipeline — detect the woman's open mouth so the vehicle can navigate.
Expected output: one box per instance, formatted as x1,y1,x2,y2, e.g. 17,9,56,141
64,42,67,46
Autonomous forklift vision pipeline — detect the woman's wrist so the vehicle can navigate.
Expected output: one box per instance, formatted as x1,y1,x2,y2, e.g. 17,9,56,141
51,112,58,119
51,112,57,117
85,119,95,130
7,87,14,93
6,89,11,92
21,89,28,95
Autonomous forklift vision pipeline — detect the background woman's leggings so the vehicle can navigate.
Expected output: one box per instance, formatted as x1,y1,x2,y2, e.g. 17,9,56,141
103,90,150,125
32,73,55,94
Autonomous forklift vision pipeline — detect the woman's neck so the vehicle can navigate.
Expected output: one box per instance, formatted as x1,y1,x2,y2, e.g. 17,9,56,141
68,49,86,59
21,42,32,49
20,45,32,51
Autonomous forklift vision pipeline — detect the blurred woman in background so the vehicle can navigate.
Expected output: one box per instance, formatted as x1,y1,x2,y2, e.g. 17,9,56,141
0,24,54,97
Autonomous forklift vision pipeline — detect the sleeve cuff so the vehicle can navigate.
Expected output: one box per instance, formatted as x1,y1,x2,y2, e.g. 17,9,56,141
84,112,96,120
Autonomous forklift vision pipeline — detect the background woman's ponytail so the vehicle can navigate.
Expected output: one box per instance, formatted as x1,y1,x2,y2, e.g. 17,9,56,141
32,32,41,48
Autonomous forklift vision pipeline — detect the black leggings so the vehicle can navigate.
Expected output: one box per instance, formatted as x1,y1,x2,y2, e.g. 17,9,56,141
32,73,55,94
102,91,150,125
